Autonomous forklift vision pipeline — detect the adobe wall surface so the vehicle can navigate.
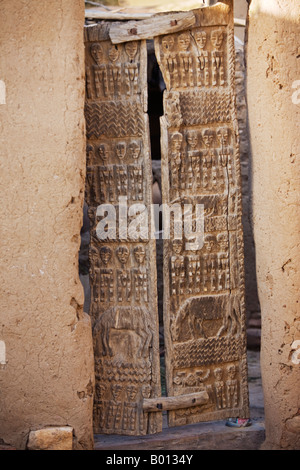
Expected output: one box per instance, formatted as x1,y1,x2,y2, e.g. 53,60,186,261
246,0,300,449
0,0,94,450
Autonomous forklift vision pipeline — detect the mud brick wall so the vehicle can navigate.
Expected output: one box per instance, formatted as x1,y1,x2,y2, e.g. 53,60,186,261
0,0,94,450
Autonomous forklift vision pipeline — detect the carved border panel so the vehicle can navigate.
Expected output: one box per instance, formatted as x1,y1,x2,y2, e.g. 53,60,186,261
155,3,250,427
84,25,162,436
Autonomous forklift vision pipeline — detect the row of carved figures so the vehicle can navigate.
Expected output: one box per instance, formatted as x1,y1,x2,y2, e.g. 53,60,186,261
87,140,142,165
87,41,141,100
89,244,146,268
91,267,149,304
170,149,233,195
94,383,150,434
173,364,240,412
169,128,234,195
170,251,230,298
160,29,226,88
86,164,144,205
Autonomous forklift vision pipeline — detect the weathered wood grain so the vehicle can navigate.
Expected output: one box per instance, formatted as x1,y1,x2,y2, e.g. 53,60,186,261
84,23,162,437
109,11,196,44
155,0,250,428
143,392,209,412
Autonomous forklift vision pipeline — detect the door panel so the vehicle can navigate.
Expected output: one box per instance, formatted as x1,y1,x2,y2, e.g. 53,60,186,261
155,1,250,427
84,24,162,436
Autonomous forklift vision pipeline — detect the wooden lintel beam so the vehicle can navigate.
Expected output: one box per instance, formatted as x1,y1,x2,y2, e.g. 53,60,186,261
109,11,196,44
143,391,209,413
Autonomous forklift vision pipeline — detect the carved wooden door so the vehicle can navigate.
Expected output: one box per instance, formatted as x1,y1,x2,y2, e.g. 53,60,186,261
155,1,249,427
84,0,249,437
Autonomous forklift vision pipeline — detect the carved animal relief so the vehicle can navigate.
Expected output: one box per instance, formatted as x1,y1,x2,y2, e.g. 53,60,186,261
155,3,249,427
84,25,162,436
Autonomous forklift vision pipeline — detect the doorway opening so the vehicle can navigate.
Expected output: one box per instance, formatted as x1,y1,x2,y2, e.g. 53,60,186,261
147,40,167,397
81,14,264,443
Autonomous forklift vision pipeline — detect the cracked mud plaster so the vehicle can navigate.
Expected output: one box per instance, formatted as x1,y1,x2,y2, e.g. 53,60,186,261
247,0,300,450
0,0,94,450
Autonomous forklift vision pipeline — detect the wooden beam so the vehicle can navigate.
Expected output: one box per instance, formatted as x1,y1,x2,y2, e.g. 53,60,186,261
109,11,196,44
143,391,209,413
85,8,155,21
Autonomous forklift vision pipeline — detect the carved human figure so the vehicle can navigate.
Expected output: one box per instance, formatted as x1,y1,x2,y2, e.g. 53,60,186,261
116,142,127,161
211,30,225,86
123,385,138,432
106,384,123,430
108,45,121,96
125,41,139,95
99,167,114,203
98,143,110,163
218,252,229,279
116,166,128,198
125,41,138,62
203,255,211,293
161,35,179,88
202,129,217,189
86,143,94,166
129,165,143,201
204,234,216,253
178,32,194,87
85,166,95,205
100,269,114,303
226,365,239,408
217,127,233,183
128,141,141,160
203,235,217,291
164,91,183,128
186,255,201,295
134,245,146,266
91,43,109,97
187,130,201,188
100,246,112,266
170,132,183,194
194,30,210,86
214,368,226,410
170,239,185,299
217,233,230,290
117,269,131,302
89,243,100,302
94,383,107,429
139,384,152,433
134,269,148,303
116,246,130,268
217,232,229,252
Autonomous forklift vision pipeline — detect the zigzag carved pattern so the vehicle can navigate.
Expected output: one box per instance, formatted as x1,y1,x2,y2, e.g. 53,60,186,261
85,101,144,139
173,336,242,369
179,90,231,126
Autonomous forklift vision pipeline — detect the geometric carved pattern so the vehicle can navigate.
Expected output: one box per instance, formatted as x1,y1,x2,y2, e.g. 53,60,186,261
155,2,250,427
173,337,243,368
179,90,232,126
163,89,232,128
85,101,144,139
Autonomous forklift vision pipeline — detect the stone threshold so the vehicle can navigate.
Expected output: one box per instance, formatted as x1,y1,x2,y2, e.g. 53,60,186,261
94,418,265,451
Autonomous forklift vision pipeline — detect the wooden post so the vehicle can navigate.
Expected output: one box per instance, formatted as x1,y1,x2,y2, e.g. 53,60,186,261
143,392,209,413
